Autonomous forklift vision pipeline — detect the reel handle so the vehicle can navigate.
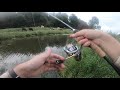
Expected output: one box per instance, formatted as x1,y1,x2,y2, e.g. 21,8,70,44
44,60,64,65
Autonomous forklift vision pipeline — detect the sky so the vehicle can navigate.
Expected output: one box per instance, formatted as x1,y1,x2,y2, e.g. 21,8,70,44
58,12,120,34
0,12,120,34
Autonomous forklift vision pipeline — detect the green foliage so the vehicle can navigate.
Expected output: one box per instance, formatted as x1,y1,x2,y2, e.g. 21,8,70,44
0,12,90,30
60,47,119,78
88,16,101,29
68,14,90,30
69,14,80,29
0,27,71,41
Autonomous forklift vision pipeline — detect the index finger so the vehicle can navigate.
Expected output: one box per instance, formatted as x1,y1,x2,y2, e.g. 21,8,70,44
69,29,87,38
51,53,65,61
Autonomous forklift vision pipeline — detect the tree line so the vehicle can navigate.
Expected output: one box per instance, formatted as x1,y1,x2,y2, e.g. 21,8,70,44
0,12,101,30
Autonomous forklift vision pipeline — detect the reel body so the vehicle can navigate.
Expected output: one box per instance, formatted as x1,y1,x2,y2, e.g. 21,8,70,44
63,44,82,61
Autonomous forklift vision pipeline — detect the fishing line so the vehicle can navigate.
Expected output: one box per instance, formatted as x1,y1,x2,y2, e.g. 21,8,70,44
17,12,42,53
31,12,42,52
103,56,120,76
18,12,120,76
47,13,120,76
48,13,82,62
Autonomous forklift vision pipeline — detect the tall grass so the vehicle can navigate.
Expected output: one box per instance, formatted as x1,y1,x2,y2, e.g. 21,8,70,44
60,32,120,78
0,28,120,78
0,27,72,41
59,31,120,78
60,47,120,78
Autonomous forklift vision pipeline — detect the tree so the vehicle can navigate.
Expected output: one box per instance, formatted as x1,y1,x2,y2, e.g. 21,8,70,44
68,14,80,29
0,12,94,30
68,14,90,31
55,12,69,28
77,19,90,30
47,12,57,27
88,16,101,29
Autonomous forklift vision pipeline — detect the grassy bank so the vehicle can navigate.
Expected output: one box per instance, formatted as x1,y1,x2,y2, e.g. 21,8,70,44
60,47,120,78
59,32,120,78
0,27,72,41
0,27,120,78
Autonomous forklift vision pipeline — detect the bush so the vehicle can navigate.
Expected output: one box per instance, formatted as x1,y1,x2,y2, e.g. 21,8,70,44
22,27,27,31
26,34,31,37
28,27,33,31
60,48,119,78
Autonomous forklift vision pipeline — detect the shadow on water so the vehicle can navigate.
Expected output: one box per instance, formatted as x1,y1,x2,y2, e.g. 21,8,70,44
0,35,68,77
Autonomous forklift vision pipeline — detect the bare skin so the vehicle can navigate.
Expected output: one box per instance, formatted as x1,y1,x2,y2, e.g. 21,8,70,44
70,29,120,62
1,29,120,78
14,48,65,78
15,29,120,78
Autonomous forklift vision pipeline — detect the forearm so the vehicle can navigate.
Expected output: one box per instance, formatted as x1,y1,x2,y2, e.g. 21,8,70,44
100,33,120,62
0,71,12,78
0,63,27,78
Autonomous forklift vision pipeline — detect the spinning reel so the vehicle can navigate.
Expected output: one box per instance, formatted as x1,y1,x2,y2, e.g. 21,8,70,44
64,43,82,61
48,13,83,64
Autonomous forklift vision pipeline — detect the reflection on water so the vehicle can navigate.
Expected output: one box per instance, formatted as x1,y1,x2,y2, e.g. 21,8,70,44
0,35,68,77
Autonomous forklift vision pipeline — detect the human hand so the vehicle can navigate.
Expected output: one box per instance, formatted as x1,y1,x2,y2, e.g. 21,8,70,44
14,48,65,78
69,29,106,47
69,29,120,62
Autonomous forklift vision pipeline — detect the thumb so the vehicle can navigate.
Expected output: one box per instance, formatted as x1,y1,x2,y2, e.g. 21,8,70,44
26,48,52,68
41,48,52,62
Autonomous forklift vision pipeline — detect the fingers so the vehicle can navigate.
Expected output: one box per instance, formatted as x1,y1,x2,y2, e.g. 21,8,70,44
45,59,64,65
45,56,65,70
50,53,65,61
38,48,52,62
78,38,89,45
69,29,87,38
44,52,65,65
59,64,65,70
83,41,91,47
74,35,91,47
39,48,51,58
53,64,65,71
51,63,65,71
45,63,65,71
75,36,85,42
27,48,52,68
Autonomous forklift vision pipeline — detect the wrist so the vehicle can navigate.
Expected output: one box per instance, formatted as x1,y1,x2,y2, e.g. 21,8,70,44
8,69,21,78
13,64,29,78
98,33,109,47
0,71,12,78
100,32,110,42
99,32,120,61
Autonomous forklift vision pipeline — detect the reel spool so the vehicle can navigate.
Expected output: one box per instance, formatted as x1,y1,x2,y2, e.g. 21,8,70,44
63,44,82,61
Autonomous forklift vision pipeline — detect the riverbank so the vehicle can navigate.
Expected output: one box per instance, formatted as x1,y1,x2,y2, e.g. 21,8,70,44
60,47,120,78
0,27,72,41
0,30,120,78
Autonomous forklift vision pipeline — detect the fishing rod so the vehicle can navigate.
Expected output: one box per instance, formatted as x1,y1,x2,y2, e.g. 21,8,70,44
47,13,120,76
48,13,83,63
90,42,120,76
16,13,81,65
48,13,76,32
